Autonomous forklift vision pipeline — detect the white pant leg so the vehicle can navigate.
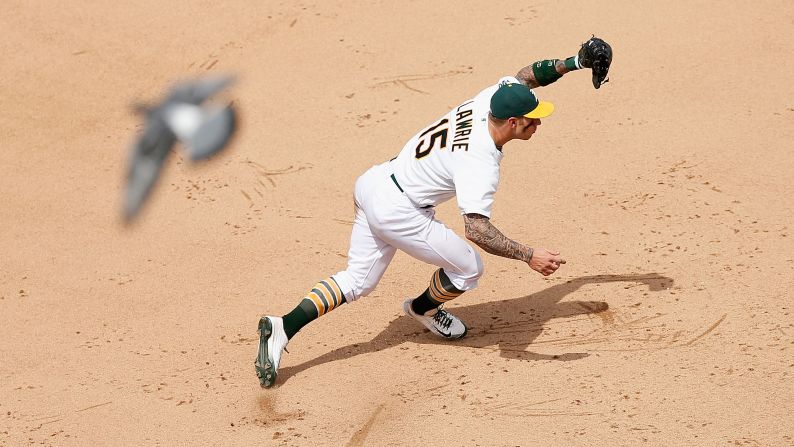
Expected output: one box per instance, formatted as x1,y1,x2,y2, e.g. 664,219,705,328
333,162,484,301
332,164,397,301
374,206,483,291
332,201,396,301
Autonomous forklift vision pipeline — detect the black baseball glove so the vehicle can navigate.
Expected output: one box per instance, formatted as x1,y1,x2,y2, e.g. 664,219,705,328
578,36,612,89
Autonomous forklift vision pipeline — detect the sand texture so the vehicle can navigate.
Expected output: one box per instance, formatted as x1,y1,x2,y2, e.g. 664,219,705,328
1,1,793,445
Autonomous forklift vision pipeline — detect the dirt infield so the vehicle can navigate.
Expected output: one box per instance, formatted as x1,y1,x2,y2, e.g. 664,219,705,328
2,1,792,445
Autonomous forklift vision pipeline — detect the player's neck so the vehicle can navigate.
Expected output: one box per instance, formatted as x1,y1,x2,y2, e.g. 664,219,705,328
488,117,513,149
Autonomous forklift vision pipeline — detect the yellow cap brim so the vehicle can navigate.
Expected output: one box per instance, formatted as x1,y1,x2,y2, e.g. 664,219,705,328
523,100,554,119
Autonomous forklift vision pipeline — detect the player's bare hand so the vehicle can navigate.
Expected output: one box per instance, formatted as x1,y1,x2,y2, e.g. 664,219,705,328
528,248,566,276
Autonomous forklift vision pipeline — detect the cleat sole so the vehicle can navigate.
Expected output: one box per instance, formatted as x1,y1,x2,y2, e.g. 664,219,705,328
255,316,277,388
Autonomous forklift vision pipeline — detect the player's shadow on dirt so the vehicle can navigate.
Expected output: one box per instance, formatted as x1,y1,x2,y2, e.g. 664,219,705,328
278,273,673,384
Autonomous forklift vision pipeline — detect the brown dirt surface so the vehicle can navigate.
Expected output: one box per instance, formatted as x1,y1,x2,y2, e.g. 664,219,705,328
2,1,793,446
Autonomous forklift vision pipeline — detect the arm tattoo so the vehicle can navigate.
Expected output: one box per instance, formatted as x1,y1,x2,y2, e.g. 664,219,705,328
516,60,570,88
516,64,541,88
463,213,533,262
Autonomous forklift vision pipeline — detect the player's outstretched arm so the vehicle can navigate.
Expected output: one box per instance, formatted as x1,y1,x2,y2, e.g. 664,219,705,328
516,58,579,89
463,213,565,276
516,36,613,89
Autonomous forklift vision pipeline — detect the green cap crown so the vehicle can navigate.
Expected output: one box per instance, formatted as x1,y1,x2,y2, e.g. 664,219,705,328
490,83,553,120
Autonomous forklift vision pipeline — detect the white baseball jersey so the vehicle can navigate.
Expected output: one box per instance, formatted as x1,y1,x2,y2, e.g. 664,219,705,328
390,76,518,218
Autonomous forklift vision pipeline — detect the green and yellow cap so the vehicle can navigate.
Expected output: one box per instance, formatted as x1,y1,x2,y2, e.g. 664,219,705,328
490,83,554,119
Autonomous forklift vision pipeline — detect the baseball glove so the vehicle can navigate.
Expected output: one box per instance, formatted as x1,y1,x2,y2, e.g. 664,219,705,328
578,36,612,89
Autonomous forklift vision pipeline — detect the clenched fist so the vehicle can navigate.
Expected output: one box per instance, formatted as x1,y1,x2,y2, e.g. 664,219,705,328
528,248,566,276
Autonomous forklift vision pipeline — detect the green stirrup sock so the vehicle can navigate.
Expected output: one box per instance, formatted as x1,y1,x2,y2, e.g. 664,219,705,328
281,303,316,339
411,269,465,314
281,277,347,339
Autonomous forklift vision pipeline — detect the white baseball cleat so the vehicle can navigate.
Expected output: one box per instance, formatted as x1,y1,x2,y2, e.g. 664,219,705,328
255,316,289,388
403,299,468,339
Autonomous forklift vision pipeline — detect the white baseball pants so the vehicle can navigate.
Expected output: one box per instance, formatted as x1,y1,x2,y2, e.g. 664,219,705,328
332,162,484,301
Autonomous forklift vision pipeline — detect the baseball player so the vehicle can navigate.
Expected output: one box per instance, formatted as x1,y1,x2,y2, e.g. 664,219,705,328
255,37,613,388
